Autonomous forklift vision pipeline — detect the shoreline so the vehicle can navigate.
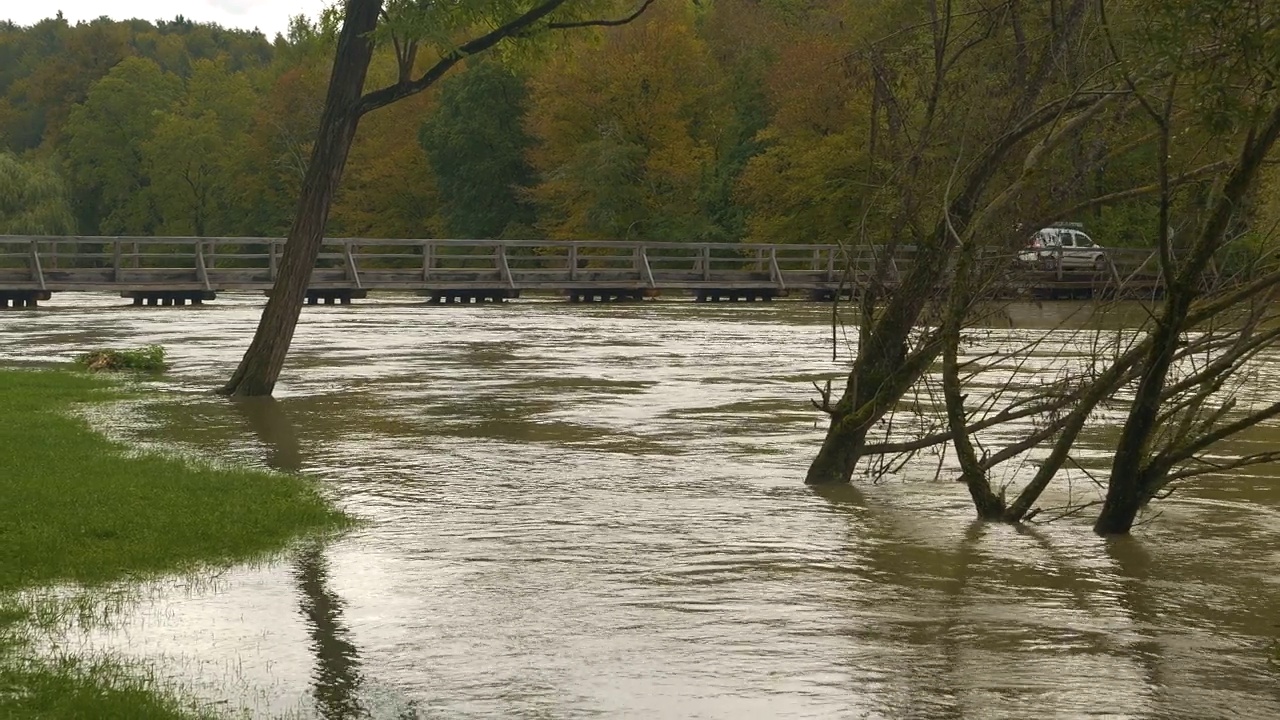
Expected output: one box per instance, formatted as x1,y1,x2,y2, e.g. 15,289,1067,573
0,367,352,718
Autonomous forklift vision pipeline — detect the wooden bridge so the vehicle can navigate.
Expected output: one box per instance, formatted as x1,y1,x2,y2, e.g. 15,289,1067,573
0,236,1163,308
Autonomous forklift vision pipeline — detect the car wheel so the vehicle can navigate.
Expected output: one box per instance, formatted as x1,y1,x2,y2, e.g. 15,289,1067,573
1094,255,1107,272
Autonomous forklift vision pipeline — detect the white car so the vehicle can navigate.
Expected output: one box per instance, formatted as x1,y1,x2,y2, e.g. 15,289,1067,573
1018,226,1107,271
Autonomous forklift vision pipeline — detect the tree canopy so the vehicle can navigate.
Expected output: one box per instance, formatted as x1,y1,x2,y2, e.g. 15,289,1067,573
2,4,1276,247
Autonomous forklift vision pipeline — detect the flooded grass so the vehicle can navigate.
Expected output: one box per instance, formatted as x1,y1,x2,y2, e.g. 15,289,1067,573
0,368,351,717
0,369,350,590
0,631,218,719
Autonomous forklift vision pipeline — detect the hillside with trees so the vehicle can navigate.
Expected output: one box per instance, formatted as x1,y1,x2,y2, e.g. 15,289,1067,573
9,2,1269,247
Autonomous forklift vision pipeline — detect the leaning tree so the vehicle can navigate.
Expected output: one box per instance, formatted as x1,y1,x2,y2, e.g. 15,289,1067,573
804,0,1116,484
928,0,1280,534
830,0,1280,535
219,0,655,396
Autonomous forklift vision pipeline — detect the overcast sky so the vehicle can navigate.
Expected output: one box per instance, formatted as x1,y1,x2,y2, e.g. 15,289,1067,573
5,1,332,38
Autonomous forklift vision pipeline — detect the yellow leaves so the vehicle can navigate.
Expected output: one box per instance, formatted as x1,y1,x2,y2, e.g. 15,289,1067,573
525,1,726,240
765,37,862,138
330,91,441,238
738,126,871,245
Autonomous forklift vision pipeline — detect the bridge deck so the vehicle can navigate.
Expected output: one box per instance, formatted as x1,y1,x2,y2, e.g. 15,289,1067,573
0,236,1164,301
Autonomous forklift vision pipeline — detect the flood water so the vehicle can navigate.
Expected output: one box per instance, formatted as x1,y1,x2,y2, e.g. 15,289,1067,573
2,294,1278,719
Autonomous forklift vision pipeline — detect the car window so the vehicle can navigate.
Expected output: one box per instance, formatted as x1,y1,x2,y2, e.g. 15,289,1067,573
1074,232,1094,247
1060,233,1075,248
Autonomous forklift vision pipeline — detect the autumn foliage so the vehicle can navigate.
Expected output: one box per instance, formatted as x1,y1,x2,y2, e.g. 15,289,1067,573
1,3,1275,248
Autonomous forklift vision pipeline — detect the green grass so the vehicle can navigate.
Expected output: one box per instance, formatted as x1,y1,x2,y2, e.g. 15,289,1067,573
0,643,221,720
0,368,352,718
0,369,349,590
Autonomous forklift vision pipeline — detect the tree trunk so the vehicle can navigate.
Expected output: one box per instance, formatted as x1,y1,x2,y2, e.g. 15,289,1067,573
805,416,868,484
219,0,383,397
1093,475,1147,535
939,243,1008,520
1094,104,1280,534
804,216,952,485
1094,305,1185,534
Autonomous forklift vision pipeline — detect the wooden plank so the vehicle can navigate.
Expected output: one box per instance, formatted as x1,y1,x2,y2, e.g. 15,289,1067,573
195,240,212,291
343,242,363,289
497,244,514,289
769,247,786,291
29,240,45,291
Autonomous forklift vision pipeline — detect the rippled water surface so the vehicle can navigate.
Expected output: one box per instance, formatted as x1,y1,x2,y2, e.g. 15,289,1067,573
3,294,1279,719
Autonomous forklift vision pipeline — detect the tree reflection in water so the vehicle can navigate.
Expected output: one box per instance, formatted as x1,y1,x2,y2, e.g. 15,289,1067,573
294,541,366,720
230,395,303,474
231,395,367,718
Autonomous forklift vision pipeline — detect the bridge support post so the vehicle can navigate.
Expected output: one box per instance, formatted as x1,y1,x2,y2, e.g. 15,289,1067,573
273,288,367,306
421,289,519,304
695,289,778,303
121,290,216,307
1,290,51,309
567,289,644,303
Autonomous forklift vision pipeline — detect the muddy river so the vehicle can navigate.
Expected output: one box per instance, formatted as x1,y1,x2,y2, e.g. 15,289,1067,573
2,294,1278,719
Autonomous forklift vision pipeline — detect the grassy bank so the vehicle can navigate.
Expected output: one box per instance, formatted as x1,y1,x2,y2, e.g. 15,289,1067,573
0,368,351,717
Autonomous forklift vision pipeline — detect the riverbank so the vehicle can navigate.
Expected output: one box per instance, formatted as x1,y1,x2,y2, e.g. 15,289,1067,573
0,368,351,718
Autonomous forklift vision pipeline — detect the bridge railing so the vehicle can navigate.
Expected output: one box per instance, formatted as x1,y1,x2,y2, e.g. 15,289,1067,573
0,235,1170,294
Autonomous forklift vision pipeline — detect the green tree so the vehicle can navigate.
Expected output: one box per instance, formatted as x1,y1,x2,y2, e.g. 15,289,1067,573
331,87,441,238
232,20,338,237
1,15,276,163
696,0,777,242
418,61,536,239
0,17,132,153
63,57,181,233
0,151,74,234
144,59,255,235
525,1,725,241
1090,0,1280,534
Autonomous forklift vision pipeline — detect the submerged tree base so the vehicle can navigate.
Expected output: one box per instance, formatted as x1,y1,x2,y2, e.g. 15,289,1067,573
0,368,351,716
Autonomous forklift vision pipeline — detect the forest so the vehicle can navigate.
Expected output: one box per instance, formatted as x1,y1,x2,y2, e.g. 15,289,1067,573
6,1,1274,247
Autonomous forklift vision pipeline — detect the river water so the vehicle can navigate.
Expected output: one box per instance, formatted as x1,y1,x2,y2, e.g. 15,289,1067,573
2,294,1278,719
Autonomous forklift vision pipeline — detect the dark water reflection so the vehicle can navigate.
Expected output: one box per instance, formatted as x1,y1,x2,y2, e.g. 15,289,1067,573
231,396,303,474
3,294,1279,719
294,541,365,720
238,398,366,718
